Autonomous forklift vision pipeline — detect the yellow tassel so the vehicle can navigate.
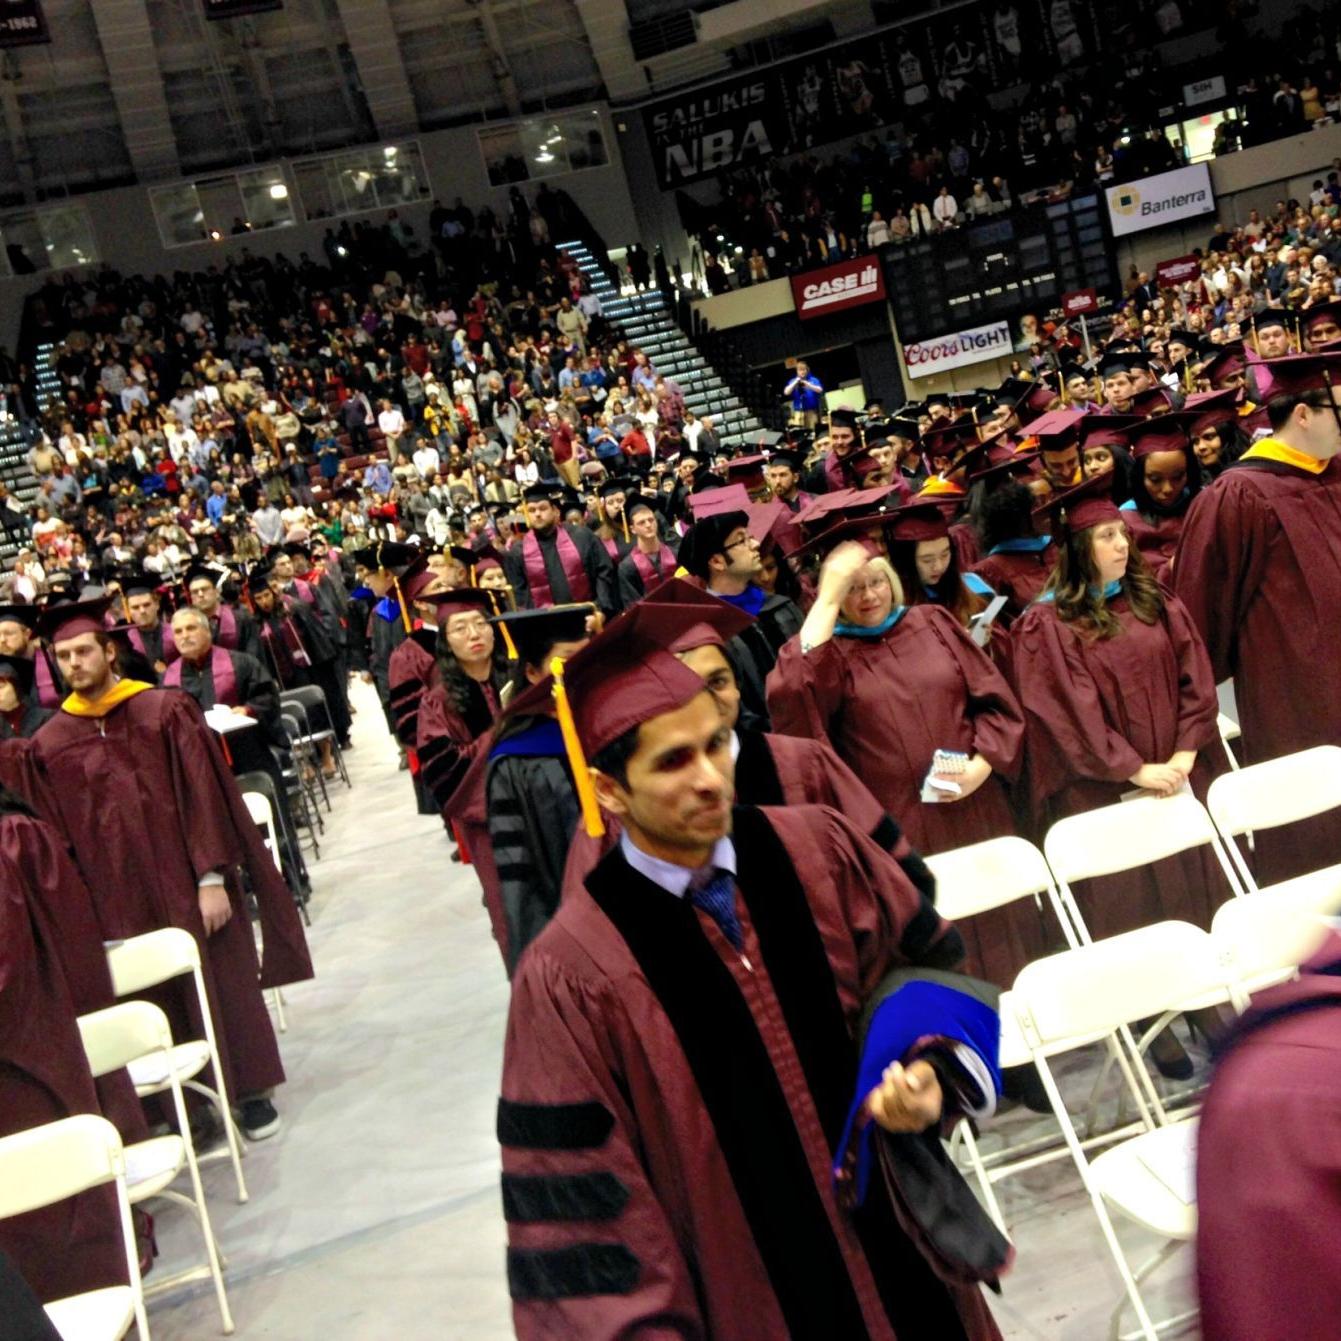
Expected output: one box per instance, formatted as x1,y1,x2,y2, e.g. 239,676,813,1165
487,590,519,660
550,655,605,837
1250,316,1260,356
391,574,412,633
621,509,630,544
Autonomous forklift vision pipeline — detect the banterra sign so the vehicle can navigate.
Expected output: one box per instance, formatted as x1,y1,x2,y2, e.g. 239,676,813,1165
1105,163,1215,238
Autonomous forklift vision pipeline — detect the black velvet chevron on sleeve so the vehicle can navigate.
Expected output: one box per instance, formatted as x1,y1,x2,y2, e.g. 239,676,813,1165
507,1244,640,1301
502,1171,630,1223
496,1098,614,1150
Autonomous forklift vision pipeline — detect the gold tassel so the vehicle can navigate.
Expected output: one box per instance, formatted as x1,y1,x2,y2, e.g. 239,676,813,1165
488,590,519,660
1250,315,1260,356
391,574,412,633
550,654,605,837
621,508,630,544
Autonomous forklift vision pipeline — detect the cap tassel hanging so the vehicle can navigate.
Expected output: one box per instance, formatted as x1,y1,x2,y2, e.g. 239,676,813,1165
550,655,605,838
488,591,519,661
621,509,630,544
391,573,412,633
1250,315,1261,356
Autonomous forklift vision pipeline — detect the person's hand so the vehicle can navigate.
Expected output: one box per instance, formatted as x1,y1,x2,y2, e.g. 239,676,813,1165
585,610,606,636
198,882,233,935
868,1059,943,1133
1167,750,1196,779
817,541,871,602
360,671,374,683
1129,762,1185,796
935,753,992,801
231,705,252,716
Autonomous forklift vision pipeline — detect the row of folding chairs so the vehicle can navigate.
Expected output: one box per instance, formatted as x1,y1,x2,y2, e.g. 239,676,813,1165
927,744,1341,1339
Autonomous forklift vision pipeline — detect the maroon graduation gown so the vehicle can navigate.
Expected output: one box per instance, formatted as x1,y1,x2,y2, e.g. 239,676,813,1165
1010,594,1227,938
1123,508,1184,582
969,547,1057,623
501,803,1001,1341
1172,456,1341,883
0,810,148,1303
0,690,313,1098
1196,930,1341,1340
415,677,498,816
766,606,1035,984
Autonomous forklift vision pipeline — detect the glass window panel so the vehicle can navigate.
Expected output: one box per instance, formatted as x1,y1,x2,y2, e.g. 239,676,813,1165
196,177,248,237
238,167,296,231
151,183,209,247
293,160,336,221
479,126,528,185
38,207,97,269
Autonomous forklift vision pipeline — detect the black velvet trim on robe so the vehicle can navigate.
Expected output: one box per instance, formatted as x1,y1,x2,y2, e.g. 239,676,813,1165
732,728,786,806
585,821,872,1339
496,1098,614,1150
729,808,969,1341
502,1171,631,1223
507,1243,640,1301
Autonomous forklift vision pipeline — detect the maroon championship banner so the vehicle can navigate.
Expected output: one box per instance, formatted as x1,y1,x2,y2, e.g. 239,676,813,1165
1061,288,1098,316
1156,255,1201,287
790,256,886,321
204,0,282,18
0,0,49,47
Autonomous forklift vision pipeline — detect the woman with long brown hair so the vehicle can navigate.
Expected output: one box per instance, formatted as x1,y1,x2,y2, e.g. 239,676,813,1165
884,502,994,630
1010,471,1228,1076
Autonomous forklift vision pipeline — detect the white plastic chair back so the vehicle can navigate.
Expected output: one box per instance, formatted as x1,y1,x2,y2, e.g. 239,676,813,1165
1206,745,1341,838
1013,921,1231,1051
1045,791,1225,883
0,1114,125,1219
78,1000,174,1080
926,835,1081,938
106,926,200,996
243,788,282,872
1211,876,1340,994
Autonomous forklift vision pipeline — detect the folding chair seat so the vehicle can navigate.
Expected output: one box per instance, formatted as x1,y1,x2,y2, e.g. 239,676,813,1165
1210,875,1340,998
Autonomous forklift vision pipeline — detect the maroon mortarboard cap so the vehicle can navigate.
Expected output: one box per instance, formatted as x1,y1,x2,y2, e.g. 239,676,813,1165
949,438,995,477
969,450,1041,488
1184,390,1239,437
1202,344,1248,387
746,499,797,551
0,604,38,631
1015,377,1063,423
1262,352,1341,398
1033,470,1123,535
688,483,752,518
36,596,113,645
837,444,888,483
1302,302,1341,348
1125,414,1194,459
1023,409,1085,441
886,501,951,544
795,488,866,530
558,614,710,756
725,455,767,489
797,485,900,533
676,510,750,579
415,588,497,623
1130,386,1177,419
1254,311,1289,334
634,578,753,652
399,552,439,602
1076,414,1142,451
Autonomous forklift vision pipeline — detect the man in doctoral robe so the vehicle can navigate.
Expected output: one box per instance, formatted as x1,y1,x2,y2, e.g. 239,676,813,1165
675,507,803,731
122,571,178,676
615,496,678,607
353,540,419,740
498,618,1003,1339
0,605,63,710
504,485,618,618
1173,353,1341,883
166,606,283,746
0,598,312,1141
185,563,262,659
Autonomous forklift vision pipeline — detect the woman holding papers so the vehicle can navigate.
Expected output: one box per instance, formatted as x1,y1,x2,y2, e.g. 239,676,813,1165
767,541,1038,987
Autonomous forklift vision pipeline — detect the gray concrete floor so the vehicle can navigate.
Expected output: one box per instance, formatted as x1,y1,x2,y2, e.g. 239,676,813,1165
144,678,1201,1340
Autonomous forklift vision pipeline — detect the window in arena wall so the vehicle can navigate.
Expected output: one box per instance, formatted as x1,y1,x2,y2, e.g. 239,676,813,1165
0,205,98,277
478,111,608,187
291,142,431,222
151,166,297,248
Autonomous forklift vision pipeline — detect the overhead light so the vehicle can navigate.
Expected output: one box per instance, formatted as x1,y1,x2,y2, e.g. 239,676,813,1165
208,229,222,241
192,210,204,223
535,150,555,164
269,183,289,199
384,145,398,159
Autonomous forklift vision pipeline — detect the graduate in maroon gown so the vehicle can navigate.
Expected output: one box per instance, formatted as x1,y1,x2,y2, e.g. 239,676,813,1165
500,619,1005,1340
968,465,1055,624
0,605,63,710
1116,413,1202,582
0,598,313,1140
0,654,50,740
504,485,619,617
767,542,1037,987
1173,353,1341,884
0,788,149,1304
615,496,679,606
1196,928,1341,1340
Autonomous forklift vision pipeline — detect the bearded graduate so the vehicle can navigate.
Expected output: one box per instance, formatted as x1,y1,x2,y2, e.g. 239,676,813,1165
498,617,1007,1340
504,484,619,617
0,598,312,1140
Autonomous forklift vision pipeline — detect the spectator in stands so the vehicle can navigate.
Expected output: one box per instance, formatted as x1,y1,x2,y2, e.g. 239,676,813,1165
933,185,959,229
785,362,824,429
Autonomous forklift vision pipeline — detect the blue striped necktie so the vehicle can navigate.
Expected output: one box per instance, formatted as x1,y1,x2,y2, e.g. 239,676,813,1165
689,871,743,950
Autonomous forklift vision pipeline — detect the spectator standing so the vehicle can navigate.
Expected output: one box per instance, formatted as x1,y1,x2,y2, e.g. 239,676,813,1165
934,186,959,230
784,361,824,429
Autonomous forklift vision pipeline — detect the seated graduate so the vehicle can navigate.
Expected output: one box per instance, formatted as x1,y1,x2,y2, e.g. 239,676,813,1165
498,615,1007,1340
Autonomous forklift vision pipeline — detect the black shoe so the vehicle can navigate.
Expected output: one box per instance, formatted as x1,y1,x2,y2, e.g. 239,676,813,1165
237,1098,282,1141
1148,1029,1194,1081
1000,1063,1052,1114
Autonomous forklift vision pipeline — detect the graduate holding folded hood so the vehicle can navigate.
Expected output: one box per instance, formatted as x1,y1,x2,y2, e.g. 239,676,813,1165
1011,471,1227,1075
184,561,262,659
0,597,312,1140
767,538,1036,988
615,494,678,606
0,653,48,739
1117,412,1204,580
505,483,619,617
498,613,1007,1341
1174,352,1341,885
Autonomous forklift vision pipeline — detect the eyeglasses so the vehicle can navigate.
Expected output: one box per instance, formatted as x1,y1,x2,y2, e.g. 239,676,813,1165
722,534,756,553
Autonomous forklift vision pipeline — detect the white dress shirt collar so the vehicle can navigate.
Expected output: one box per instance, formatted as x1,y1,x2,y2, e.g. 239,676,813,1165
619,830,737,899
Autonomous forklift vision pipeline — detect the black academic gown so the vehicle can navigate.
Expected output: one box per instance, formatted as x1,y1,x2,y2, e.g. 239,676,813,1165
505,525,620,617
173,649,284,748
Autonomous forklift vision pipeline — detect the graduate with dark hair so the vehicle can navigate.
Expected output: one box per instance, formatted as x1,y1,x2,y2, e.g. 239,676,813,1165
1174,353,1341,884
0,606,63,711
0,654,50,740
184,562,262,660
1117,413,1204,581
498,616,1006,1340
504,484,619,616
615,496,678,606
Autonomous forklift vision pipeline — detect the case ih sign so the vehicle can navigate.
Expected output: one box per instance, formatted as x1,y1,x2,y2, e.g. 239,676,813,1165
791,257,886,321
1156,255,1201,286
1061,288,1098,316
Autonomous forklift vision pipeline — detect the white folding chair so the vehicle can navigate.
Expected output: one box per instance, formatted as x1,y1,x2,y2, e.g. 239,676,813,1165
0,1114,149,1341
1012,922,1240,1341
78,1002,234,1335
1205,745,1341,895
1044,791,1246,947
927,836,1086,1232
1215,714,1241,772
1210,876,1340,999
105,930,248,1203
242,790,288,1033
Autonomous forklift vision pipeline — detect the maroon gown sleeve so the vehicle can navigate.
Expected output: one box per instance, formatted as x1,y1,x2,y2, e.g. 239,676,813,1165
501,947,706,1340
765,636,847,742
777,734,890,846
925,609,1025,782
1172,481,1273,683
1164,595,1221,755
416,684,489,816
1010,606,1145,798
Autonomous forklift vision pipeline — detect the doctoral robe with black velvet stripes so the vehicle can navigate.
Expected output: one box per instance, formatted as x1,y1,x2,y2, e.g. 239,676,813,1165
1173,455,1341,884
387,630,441,816
414,674,499,818
498,803,1003,1341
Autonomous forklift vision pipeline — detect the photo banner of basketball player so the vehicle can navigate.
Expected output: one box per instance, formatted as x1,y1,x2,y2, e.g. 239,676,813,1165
0,0,50,47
